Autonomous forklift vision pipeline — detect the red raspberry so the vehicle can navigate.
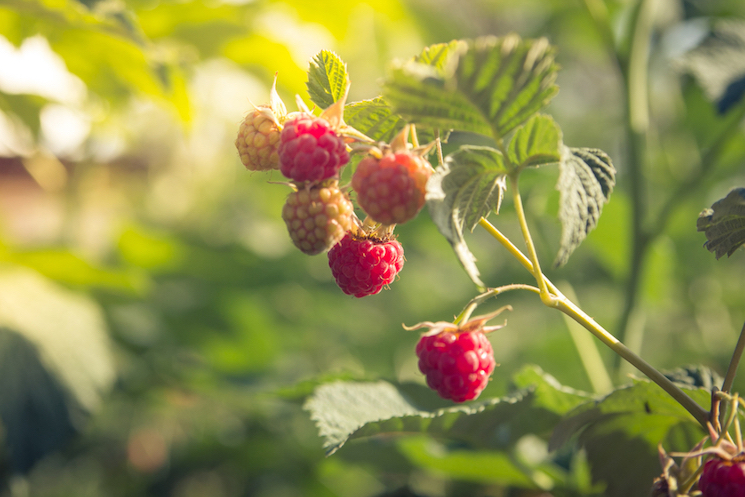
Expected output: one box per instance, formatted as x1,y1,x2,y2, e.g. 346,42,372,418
352,152,432,225
282,182,354,255
278,113,349,183
415,330,495,403
235,106,284,171
699,456,745,497
328,233,404,297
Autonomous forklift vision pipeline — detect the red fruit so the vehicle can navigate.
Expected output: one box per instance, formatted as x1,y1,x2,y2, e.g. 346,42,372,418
415,330,495,403
328,233,404,298
282,182,354,255
352,151,432,225
699,456,745,497
278,113,349,183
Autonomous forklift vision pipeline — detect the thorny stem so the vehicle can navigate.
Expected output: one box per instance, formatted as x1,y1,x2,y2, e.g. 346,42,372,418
723,321,745,395
477,217,710,428
454,284,541,325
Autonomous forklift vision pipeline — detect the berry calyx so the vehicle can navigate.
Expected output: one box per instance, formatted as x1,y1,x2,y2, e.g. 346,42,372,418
415,329,495,403
352,151,432,226
699,456,745,497
278,113,349,183
282,181,354,255
328,232,404,298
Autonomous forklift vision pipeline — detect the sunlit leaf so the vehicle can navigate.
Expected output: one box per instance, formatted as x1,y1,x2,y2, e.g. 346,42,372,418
507,114,562,171
426,145,509,288
343,97,405,142
384,34,559,140
0,92,47,138
414,40,464,74
549,374,710,497
697,187,745,258
306,50,348,110
554,147,616,267
304,366,590,455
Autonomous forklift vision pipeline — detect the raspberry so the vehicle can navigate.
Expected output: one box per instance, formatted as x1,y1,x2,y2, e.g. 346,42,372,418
278,113,349,183
352,151,432,225
282,182,354,255
415,330,495,403
235,106,284,171
699,456,745,497
328,233,404,297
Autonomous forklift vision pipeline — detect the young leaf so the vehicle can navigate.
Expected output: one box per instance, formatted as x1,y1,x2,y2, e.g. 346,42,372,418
384,34,559,141
306,50,349,110
697,187,745,258
304,366,590,456
554,147,616,267
507,114,562,171
344,97,407,143
426,145,509,289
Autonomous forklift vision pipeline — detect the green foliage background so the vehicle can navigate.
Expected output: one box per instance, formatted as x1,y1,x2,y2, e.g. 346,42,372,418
0,0,744,495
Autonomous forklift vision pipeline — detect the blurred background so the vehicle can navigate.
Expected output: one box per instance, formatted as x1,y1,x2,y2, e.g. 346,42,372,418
0,0,744,495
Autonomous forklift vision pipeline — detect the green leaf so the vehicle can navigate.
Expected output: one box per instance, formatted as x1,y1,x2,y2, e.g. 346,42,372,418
549,376,710,497
0,265,116,414
306,50,349,110
426,145,509,288
0,328,77,473
304,366,590,456
678,19,745,114
344,97,407,143
697,187,745,258
507,114,562,171
384,34,559,140
0,92,47,138
397,436,535,487
554,147,616,267
413,40,464,74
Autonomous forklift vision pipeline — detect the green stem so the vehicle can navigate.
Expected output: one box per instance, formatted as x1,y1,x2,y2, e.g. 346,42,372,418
722,321,745,395
509,174,554,306
454,284,541,325
477,217,710,428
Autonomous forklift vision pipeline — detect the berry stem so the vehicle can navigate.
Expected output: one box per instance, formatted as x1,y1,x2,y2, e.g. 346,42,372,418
509,174,555,307
477,217,711,428
454,284,540,325
722,320,745,395
434,130,445,168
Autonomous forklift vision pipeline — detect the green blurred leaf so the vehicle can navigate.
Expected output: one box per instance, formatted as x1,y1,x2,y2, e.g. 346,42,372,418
397,436,536,487
306,50,348,110
549,375,710,497
0,328,77,474
0,92,47,138
426,145,509,289
384,34,559,140
413,40,464,74
304,366,590,456
0,265,115,413
554,147,616,267
697,187,745,258
679,19,745,114
507,114,562,171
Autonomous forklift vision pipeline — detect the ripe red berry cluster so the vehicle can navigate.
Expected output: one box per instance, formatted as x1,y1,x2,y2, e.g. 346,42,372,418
415,330,496,403
328,233,404,298
699,456,745,497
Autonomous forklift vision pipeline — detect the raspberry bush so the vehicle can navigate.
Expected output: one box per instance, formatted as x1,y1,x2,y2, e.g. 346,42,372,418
240,37,745,497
